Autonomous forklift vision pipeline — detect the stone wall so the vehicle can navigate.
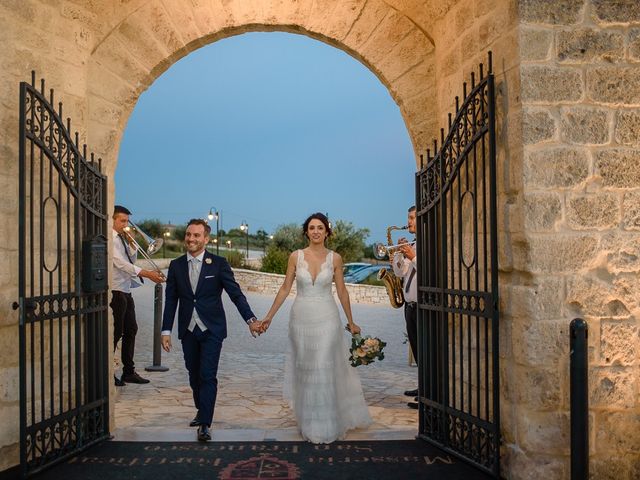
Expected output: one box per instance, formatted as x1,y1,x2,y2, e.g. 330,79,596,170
514,0,640,478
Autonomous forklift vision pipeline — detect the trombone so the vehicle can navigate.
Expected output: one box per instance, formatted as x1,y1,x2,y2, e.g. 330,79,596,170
122,221,166,280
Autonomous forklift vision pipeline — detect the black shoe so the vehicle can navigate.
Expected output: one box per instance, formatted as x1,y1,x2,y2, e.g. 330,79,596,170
114,375,125,387
189,413,201,427
404,388,418,397
121,372,150,384
407,402,419,409
197,425,211,442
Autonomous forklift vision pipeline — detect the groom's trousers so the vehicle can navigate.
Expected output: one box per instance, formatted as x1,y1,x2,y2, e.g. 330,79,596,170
181,325,223,427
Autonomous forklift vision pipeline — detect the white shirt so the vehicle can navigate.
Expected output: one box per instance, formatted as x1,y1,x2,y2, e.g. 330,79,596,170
392,249,417,303
112,229,142,293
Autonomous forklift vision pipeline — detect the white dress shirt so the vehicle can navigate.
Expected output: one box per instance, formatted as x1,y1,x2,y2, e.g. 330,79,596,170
392,249,417,304
112,229,142,293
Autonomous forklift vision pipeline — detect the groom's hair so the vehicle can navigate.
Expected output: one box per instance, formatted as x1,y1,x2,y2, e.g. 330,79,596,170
187,218,211,235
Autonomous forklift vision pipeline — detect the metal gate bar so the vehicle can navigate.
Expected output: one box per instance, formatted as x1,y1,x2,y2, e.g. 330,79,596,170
416,53,500,478
17,72,109,477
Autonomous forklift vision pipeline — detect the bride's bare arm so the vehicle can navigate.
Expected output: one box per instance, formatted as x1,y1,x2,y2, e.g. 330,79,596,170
333,253,361,335
259,251,298,330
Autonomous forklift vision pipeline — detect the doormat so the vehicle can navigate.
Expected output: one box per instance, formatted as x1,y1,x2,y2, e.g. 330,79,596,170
31,440,493,480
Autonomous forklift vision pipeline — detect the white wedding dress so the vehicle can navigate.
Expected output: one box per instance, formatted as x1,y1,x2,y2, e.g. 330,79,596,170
284,249,372,443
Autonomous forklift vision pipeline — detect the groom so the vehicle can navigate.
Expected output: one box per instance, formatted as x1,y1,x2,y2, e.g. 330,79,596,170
161,218,262,441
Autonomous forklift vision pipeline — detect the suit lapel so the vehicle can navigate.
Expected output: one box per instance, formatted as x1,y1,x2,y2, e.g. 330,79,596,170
195,251,214,295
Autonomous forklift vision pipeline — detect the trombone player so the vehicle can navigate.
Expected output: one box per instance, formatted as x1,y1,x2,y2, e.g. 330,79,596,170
392,205,419,409
111,205,165,386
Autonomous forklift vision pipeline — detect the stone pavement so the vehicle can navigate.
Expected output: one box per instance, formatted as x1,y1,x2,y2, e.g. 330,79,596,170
114,274,418,442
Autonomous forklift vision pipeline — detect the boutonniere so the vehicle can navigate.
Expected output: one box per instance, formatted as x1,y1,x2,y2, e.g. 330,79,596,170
205,258,212,265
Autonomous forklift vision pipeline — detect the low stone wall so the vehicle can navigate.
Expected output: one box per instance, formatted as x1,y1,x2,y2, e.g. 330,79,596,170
139,260,389,305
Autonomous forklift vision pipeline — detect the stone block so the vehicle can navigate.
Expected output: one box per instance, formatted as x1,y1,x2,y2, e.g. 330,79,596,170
503,276,564,320
525,234,599,274
601,232,640,272
0,441,18,472
377,28,434,83
517,411,570,455
389,57,435,100
513,366,561,410
560,106,610,145
590,366,637,409
0,326,18,368
596,411,640,454
359,10,416,66
502,445,566,480
519,27,553,62
601,320,638,365
523,192,561,231
303,0,364,41
567,276,631,318
0,403,19,449
630,28,640,62
592,0,640,25
591,456,640,480
587,67,640,105
566,192,619,230
512,319,570,366
557,28,624,63
478,8,509,48
594,148,640,188
524,147,589,188
623,191,640,230
343,0,390,51
0,366,18,403
615,110,640,146
523,109,556,145
520,0,584,25
521,66,583,103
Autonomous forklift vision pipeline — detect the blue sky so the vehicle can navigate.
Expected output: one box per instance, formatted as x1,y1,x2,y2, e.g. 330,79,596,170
116,32,416,241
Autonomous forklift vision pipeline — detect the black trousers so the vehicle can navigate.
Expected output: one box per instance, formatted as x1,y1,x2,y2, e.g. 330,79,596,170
404,302,418,363
110,290,138,375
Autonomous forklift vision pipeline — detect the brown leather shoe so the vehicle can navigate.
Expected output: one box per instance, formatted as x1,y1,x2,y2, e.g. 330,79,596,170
121,372,150,384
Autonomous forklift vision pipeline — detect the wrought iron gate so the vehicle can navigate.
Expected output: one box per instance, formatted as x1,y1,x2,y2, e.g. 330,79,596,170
16,72,109,477
415,53,500,477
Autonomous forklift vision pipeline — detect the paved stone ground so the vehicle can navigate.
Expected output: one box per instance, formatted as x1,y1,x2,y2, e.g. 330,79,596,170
114,274,418,441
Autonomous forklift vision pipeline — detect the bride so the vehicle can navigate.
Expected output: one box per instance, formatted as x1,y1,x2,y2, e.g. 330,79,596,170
257,212,372,443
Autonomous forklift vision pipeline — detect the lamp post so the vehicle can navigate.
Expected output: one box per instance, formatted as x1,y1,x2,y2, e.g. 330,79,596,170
226,239,232,251
162,230,170,258
207,207,220,254
240,221,249,260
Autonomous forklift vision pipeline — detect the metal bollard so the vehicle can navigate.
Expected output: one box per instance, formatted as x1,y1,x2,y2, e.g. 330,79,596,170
145,283,169,372
570,318,588,480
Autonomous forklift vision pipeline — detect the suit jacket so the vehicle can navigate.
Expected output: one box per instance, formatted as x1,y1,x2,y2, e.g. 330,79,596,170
162,251,255,341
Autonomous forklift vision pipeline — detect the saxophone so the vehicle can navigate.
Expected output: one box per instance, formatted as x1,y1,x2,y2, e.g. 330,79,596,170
377,225,407,308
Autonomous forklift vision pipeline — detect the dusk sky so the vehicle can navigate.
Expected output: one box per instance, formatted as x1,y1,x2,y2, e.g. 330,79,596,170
115,32,416,242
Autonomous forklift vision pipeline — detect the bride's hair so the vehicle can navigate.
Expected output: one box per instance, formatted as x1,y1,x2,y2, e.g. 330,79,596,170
302,212,332,239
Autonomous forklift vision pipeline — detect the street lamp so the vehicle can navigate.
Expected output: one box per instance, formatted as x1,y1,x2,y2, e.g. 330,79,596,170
239,221,249,260
162,230,170,258
207,207,220,254
226,239,232,250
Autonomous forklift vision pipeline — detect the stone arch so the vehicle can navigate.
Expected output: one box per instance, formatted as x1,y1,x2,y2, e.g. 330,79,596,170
86,0,436,182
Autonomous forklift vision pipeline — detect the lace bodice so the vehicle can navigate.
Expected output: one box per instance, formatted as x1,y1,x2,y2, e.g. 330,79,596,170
296,249,334,297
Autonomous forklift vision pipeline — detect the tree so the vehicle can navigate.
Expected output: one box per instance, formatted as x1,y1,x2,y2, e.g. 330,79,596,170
270,223,306,252
327,220,370,263
135,218,164,239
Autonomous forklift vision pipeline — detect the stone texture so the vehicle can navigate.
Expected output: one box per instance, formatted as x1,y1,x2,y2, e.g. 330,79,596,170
524,234,599,273
557,28,624,63
523,192,561,231
512,319,570,366
523,109,556,144
567,276,632,318
595,148,640,188
591,456,640,480
520,27,553,61
622,191,640,230
560,106,609,145
587,67,640,105
521,66,583,103
520,0,584,25
601,232,640,272
601,320,638,365
630,28,640,62
512,366,561,410
517,411,570,454
503,276,564,320
524,148,589,188
590,367,637,409
615,110,640,146
596,412,640,454
592,0,640,25
566,192,619,229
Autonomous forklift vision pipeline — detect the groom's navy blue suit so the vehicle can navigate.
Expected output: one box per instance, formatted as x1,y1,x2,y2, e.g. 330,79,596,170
162,250,255,427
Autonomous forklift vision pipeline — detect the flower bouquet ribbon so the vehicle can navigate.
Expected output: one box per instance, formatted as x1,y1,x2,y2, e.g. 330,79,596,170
349,334,387,367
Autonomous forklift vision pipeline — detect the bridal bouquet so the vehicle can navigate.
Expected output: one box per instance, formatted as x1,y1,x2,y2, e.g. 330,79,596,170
349,335,387,367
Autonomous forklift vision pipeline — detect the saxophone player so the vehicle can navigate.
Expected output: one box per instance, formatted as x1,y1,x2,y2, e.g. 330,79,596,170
392,205,418,409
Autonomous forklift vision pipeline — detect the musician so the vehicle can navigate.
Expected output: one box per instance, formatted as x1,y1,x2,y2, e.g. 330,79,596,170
392,205,418,409
111,205,165,386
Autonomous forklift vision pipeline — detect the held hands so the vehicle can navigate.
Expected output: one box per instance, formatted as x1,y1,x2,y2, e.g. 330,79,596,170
248,321,263,338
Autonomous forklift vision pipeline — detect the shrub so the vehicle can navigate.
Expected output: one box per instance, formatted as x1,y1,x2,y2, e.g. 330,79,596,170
261,246,290,274
220,249,245,268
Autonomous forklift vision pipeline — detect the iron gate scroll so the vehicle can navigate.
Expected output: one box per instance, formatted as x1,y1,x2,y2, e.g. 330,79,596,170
17,73,110,477
415,53,500,477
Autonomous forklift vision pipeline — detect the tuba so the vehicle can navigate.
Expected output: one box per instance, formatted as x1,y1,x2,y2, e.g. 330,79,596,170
375,225,407,308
